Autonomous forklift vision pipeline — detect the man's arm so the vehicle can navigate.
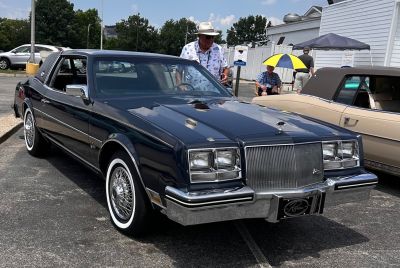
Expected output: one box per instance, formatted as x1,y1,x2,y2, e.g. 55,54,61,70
310,57,315,76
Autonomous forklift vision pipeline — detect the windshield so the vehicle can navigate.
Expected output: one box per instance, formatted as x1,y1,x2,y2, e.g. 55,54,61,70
93,57,231,97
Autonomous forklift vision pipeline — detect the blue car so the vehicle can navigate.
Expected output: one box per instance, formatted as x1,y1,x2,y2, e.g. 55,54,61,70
13,50,377,236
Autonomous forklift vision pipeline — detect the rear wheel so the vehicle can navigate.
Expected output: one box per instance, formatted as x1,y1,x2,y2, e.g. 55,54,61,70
24,108,47,156
0,58,10,70
106,151,150,236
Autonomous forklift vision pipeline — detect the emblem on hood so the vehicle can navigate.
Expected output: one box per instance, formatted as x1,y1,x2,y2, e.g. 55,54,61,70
276,121,286,134
185,118,197,129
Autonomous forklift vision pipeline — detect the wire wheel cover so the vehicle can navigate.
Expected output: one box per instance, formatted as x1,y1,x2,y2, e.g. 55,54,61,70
24,113,35,148
110,166,134,221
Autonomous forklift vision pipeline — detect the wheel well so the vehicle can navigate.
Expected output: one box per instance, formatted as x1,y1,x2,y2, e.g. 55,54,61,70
99,141,127,176
23,103,28,116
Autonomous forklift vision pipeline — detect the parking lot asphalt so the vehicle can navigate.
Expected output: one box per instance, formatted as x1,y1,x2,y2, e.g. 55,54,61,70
1,129,400,267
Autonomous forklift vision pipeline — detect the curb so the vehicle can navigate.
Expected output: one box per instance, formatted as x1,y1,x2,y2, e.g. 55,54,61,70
0,122,23,145
0,72,29,78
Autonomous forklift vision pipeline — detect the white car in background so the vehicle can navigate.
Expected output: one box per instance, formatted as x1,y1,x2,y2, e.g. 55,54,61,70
0,44,69,70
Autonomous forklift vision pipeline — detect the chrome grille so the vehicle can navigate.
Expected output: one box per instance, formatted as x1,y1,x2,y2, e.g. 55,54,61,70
245,143,324,191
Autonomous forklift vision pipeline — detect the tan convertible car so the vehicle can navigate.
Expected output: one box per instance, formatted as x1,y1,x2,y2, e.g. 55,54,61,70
253,66,400,176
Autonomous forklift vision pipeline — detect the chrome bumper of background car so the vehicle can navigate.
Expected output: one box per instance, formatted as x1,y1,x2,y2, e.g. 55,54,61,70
164,172,378,226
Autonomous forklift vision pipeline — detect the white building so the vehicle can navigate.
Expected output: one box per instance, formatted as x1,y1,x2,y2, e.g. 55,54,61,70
266,6,322,46
316,0,400,68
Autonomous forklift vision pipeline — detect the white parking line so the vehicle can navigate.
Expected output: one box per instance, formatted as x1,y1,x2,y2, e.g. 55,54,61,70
234,221,273,268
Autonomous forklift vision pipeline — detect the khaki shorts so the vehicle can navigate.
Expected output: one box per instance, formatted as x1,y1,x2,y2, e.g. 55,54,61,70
294,72,310,92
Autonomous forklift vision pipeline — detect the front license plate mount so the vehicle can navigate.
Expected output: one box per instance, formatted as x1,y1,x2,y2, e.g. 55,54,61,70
277,191,326,220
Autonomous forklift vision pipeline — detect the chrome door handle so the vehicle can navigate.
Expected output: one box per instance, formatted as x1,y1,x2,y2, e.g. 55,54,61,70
344,117,358,125
41,98,50,104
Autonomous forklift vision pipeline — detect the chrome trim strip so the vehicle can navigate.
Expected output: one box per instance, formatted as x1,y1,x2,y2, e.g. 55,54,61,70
357,132,400,143
46,135,101,172
44,84,68,95
245,141,321,149
336,181,378,189
365,159,400,176
33,108,103,144
166,195,253,207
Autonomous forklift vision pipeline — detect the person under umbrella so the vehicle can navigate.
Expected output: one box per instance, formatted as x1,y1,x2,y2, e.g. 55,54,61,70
255,65,282,96
256,53,306,96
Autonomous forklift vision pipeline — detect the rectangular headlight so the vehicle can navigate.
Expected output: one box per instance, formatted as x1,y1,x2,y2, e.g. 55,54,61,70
189,151,212,170
322,140,359,170
339,141,358,159
215,149,238,169
188,148,241,183
322,143,337,161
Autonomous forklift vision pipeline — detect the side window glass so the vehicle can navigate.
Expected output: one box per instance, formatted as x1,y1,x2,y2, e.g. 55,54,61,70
73,58,87,74
14,46,29,53
335,76,363,105
49,57,88,92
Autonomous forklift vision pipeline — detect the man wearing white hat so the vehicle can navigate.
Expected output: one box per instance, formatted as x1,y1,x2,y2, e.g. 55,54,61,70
179,21,229,85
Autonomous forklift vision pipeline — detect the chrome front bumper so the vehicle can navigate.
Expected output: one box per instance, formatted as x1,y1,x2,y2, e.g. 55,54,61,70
163,172,378,226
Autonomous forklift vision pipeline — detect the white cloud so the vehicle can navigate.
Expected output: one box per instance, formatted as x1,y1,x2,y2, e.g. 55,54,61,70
219,15,235,26
188,16,200,26
261,0,277,5
268,16,284,26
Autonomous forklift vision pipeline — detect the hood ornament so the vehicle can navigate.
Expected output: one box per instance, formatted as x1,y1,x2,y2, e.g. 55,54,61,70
276,121,286,134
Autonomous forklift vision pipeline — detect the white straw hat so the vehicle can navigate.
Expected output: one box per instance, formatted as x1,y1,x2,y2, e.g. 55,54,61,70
196,22,220,36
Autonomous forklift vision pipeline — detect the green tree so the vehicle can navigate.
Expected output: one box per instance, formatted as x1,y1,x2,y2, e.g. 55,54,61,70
226,15,267,46
110,14,158,52
35,0,78,47
0,18,30,51
158,18,196,56
73,9,101,49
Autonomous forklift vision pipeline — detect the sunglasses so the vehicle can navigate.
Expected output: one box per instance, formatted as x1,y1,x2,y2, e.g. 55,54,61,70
200,35,215,40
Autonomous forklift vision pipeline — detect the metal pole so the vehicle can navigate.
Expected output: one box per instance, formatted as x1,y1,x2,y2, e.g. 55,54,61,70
100,0,103,50
29,0,35,63
136,13,139,51
234,66,241,97
87,24,91,49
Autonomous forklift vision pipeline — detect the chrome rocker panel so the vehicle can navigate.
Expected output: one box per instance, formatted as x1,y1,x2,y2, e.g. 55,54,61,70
163,172,378,226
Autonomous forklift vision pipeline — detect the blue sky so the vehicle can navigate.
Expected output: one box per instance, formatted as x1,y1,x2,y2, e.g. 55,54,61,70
0,0,327,35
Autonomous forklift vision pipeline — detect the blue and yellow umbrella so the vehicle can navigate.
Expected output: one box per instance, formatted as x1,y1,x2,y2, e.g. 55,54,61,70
262,53,306,70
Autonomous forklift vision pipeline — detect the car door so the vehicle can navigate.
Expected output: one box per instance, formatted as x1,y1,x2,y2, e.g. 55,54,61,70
9,45,31,66
337,75,400,172
340,106,400,170
39,55,92,161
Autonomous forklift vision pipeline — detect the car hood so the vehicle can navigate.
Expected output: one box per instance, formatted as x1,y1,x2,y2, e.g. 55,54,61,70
105,96,351,146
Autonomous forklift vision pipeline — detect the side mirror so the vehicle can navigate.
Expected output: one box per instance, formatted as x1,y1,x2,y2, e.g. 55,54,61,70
65,84,89,101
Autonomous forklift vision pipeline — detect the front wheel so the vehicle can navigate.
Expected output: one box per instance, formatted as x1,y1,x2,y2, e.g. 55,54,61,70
24,108,48,156
0,58,10,70
106,151,150,236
